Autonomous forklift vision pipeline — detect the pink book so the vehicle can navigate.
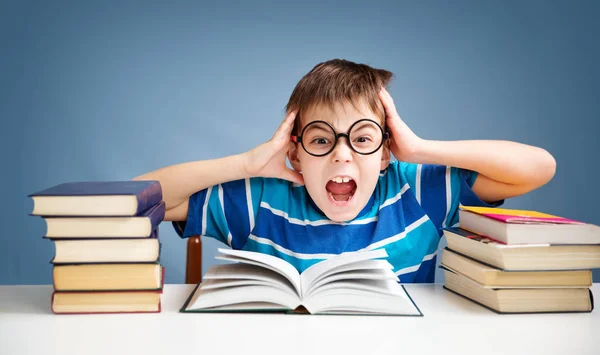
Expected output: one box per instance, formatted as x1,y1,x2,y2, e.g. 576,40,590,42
459,206,585,225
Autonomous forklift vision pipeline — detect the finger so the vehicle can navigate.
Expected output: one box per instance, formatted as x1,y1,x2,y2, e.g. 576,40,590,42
379,89,400,123
378,89,394,117
379,87,391,102
273,110,298,141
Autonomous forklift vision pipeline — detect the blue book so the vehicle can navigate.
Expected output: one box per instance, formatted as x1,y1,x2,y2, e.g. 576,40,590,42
29,181,162,216
43,201,165,239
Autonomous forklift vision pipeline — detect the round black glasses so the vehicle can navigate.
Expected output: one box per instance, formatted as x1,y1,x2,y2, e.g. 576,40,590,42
291,119,390,157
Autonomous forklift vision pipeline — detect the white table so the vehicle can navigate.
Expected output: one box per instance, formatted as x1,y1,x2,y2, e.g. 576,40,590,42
1,284,598,355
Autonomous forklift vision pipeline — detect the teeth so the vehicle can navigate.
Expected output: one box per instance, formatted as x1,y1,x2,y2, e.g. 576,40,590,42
330,177,352,183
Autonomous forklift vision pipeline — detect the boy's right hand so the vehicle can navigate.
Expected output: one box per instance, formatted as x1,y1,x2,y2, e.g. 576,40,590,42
242,110,305,185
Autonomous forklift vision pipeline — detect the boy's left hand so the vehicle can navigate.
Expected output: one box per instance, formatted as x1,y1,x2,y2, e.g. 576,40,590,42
379,88,425,163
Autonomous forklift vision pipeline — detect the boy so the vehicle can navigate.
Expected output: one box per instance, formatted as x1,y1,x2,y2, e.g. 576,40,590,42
134,59,556,282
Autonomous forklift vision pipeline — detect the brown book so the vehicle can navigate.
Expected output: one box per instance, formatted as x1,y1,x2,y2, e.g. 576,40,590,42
52,237,160,263
52,289,162,314
458,206,600,245
443,227,600,271
53,263,163,291
443,269,594,314
440,248,592,288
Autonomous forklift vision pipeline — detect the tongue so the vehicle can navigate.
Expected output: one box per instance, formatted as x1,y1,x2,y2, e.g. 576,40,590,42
326,181,357,195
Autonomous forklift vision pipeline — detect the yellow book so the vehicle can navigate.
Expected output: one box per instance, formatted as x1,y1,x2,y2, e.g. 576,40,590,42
460,206,561,219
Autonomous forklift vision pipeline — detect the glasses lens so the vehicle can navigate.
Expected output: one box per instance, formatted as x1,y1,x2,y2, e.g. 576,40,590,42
302,122,336,156
349,120,383,154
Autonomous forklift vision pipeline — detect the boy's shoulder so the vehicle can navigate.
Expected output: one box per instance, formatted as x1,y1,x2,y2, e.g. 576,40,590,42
377,160,412,189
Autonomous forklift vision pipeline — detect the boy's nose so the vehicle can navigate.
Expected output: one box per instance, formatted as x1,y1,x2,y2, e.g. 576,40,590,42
331,138,353,163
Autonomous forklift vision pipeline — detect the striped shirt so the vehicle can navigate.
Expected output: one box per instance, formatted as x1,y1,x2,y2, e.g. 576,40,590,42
173,161,502,283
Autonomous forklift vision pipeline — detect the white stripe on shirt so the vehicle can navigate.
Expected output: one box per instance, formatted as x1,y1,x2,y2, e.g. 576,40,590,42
361,214,430,251
247,214,430,260
259,183,410,226
202,187,213,236
259,201,378,226
245,179,255,231
379,183,410,210
395,250,437,276
415,164,422,204
248,234,342,260
442,166,451,228
218,185,233,247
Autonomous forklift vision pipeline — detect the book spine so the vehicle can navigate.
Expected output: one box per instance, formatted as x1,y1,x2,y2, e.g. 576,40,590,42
50,290,162,315
50,291,57,314
135,181,163,215
147,202,166,231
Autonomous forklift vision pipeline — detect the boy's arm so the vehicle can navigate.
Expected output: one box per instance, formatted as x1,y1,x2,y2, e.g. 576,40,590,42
379,88,556,203
406,140,556,203
133,111,303,221
132,155,248,221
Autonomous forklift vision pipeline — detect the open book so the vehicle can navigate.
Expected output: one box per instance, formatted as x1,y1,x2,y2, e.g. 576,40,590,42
181,248,422,316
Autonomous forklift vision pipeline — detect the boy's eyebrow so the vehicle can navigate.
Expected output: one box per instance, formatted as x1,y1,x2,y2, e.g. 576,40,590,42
301,124,331,134
351,120,379,131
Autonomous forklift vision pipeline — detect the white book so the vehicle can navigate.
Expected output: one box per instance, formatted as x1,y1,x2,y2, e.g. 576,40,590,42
181,248,422,316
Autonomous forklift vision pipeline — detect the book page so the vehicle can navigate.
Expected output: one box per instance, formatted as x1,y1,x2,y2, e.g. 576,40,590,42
303,286,421,315
186,284,301,311
202,263,298,295
306,278,404,299
303,259,393,295
305,268,398,298
300,248,388,295
217,248,301,293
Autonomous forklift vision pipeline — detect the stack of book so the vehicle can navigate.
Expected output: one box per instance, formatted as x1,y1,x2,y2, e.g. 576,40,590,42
29,181,166,314
442,206,600,314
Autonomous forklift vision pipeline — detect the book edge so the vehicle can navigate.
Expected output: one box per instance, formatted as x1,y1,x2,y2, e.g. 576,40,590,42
442,285,593,314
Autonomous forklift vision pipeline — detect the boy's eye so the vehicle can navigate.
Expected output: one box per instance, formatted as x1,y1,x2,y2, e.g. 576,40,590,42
311,137,331,145
354,136,373,144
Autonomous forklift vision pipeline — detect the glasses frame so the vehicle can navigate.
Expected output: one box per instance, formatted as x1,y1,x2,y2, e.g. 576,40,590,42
291,118,390,157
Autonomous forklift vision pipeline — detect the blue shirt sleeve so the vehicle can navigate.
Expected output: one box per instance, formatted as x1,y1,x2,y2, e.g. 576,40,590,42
171,178,264,249
397,162,503,235
446,168,504,227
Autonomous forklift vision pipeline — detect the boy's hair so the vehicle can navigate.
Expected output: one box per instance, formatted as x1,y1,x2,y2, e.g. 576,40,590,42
285,59,394,134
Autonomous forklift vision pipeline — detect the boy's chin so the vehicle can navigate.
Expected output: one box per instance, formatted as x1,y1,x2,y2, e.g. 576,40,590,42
325,212,359,223
321,205,361,223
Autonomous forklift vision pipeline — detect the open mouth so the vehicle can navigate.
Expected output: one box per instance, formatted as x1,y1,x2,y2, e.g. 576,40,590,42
325,176,357,204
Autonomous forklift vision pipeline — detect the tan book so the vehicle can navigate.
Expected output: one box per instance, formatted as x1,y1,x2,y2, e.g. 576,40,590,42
440,248,592,288
53,264,163,291
42,202,165,238
52,290,162,314
443,269,594,314
52,237,160,263
443,227,600,271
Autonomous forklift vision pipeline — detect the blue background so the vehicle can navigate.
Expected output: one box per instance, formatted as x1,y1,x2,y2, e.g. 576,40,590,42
3,0,599,284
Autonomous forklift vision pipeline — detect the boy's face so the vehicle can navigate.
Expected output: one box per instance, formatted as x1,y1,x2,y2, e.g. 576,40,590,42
289,99,390,222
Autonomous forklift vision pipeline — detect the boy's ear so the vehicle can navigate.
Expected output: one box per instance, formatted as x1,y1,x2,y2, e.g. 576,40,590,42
288,141,302,172
380,142,391,170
